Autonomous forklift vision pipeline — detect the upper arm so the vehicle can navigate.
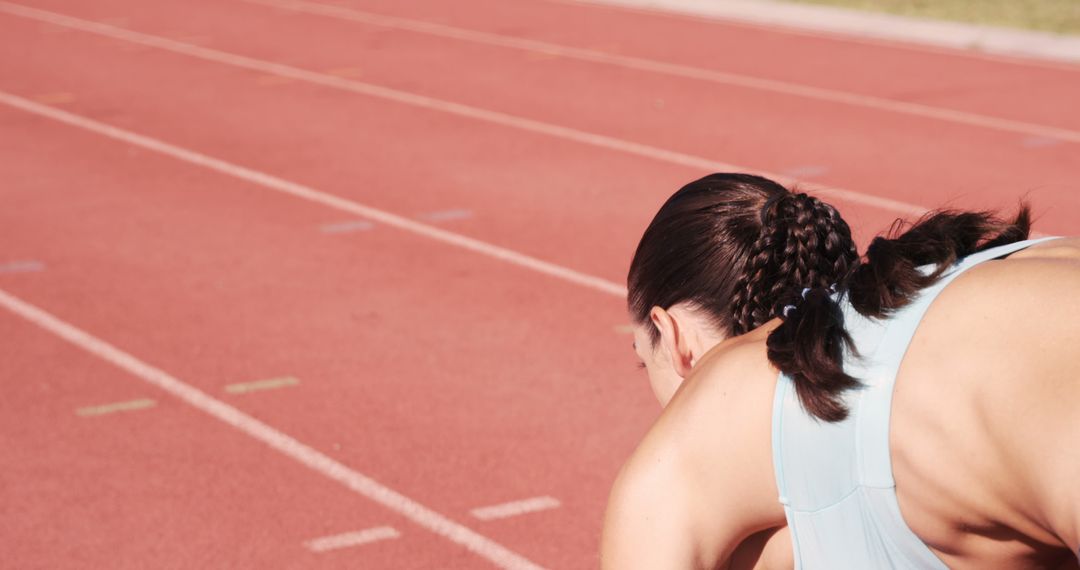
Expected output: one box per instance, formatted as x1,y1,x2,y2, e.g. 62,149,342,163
601,341,786,569
600,431,774,570
600,448,700,569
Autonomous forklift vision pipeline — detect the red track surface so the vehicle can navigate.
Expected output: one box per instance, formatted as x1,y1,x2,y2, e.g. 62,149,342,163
1,0,1077,567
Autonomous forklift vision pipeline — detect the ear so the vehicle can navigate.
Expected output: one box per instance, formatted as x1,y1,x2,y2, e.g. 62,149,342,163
649,306,694,378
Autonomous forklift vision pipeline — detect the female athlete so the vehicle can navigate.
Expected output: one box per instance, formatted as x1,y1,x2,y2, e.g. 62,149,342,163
601,173,1079,569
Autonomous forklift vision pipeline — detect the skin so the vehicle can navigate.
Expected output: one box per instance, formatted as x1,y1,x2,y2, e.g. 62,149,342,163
601,237,1080,569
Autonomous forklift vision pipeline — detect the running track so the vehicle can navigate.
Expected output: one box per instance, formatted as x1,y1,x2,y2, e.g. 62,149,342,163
1,0,1077,568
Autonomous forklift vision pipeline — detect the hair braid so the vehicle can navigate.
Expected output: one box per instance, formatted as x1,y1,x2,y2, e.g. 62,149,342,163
730,193,858,335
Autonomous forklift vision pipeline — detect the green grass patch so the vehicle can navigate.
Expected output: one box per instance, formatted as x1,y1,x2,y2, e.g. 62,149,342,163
782,0,1080,35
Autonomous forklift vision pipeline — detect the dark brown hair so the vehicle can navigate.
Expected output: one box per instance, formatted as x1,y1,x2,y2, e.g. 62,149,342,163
627,173,1031,421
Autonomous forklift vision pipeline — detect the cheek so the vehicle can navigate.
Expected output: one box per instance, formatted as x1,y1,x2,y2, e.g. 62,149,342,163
645,364,681,407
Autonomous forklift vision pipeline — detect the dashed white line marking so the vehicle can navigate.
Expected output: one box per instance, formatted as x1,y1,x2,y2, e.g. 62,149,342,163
420,209,474,222
33,92,75,105
255,73,294,86
471,496,561,521
0,288,544,570
783,165,829,179
323,66,364,78
0,90,627,297
1022,136,1062,149
76,397,156,417
304,526,400,552
225,376,299,394
320,220,375,233
241,0,1080,145
0,260,45,274
0,2,930,219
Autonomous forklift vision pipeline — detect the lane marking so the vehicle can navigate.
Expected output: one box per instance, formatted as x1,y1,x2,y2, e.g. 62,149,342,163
320,220,375,233
471,496,561,521
0,90,628,297
76,397,156,417
323,66,364,78
239,0,1080,145
33,92,75,105
420,209,473,222
1022,136,1062,149
783,165,829,179
256,73,293,86
0,288,544,570
0,2,929,219
304,526,400,552
96,16,128,27
225,375,300,394
0,260,45,274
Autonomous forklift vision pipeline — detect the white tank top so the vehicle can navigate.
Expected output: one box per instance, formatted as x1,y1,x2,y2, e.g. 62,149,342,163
771,237,1060,569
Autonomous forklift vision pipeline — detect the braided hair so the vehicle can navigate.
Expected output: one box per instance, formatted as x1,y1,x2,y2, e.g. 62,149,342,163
627,173,1030,421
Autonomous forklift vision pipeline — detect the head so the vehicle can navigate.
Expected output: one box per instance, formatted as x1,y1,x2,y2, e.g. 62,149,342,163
627,173,1030,419
627,173,859,407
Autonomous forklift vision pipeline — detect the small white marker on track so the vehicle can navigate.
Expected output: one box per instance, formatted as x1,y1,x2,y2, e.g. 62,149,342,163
0,260,45,274
471,496,560,521
76,398,156,417
419,209,474,222
323,66,364,78
1022,136,1061,149
33,92,75,105
783,165,829,179
225,376,300,395
304,526,400,553
319,220,375,234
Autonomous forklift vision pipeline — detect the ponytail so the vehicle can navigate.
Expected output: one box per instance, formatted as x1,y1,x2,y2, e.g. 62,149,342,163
846,208,1032,318
626,173,1032,422
765,207,1031,421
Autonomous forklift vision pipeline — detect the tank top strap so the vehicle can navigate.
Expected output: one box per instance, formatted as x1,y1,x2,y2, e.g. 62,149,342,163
857,236,1062,487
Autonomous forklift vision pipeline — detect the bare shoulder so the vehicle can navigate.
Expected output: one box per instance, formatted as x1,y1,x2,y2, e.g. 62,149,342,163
938,237,1080,320
602,335,785,569
917,235,1080,386
1009,236,1080,261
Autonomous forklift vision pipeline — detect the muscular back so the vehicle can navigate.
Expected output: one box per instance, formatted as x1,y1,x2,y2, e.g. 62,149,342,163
890,238,1080,568
741,238,1080,568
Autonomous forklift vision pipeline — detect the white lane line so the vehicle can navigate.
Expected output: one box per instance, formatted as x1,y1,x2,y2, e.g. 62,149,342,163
304,526,400,552
420,209,473,222
76,397,156,417
241,0,1080,145
0,288,544,570
471,496,561,521
320,219,375,233
0,260,45,274
0,2,928,219
0,91,627,298
225,375,300,394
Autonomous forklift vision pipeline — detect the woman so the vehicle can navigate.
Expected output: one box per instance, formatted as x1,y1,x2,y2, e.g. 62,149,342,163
601,173,1079,569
